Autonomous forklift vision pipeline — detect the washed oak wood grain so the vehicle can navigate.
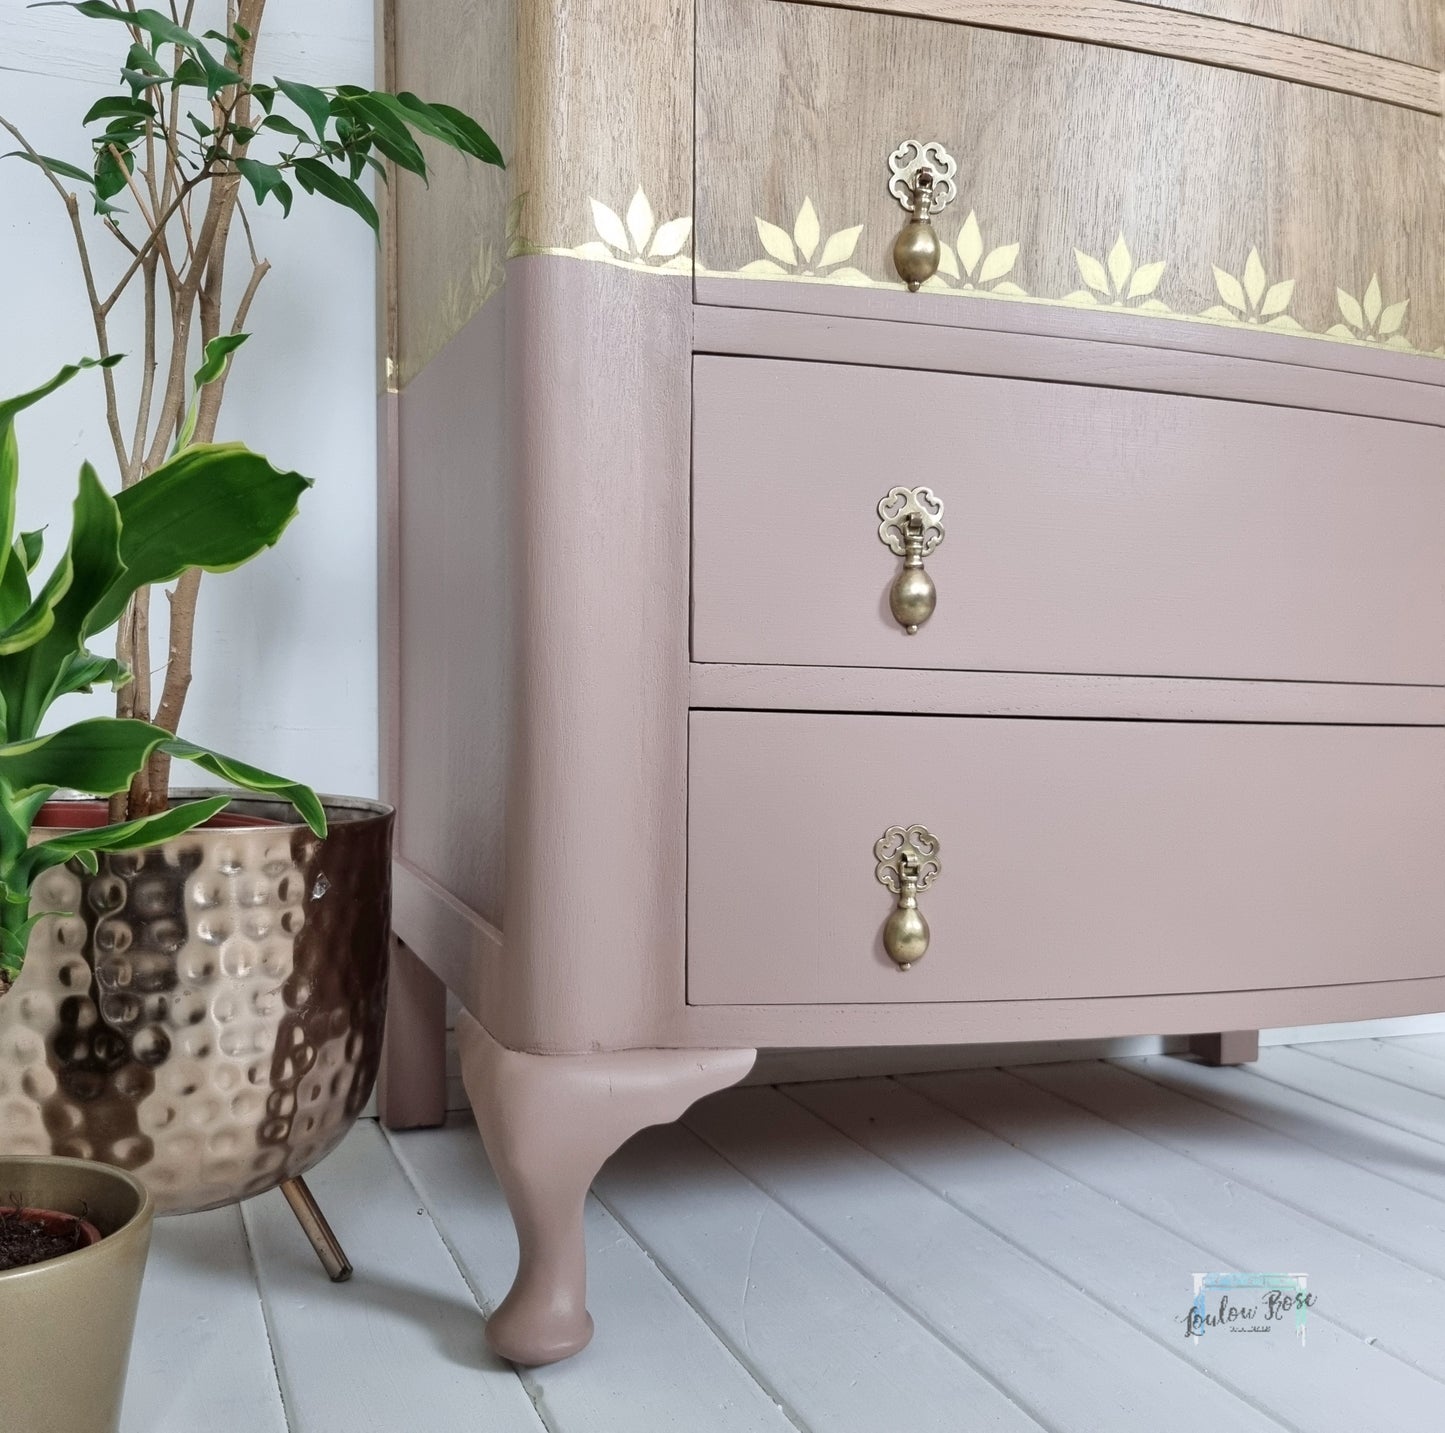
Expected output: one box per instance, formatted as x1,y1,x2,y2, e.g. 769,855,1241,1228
785,0,1442,109
698,0,1445,348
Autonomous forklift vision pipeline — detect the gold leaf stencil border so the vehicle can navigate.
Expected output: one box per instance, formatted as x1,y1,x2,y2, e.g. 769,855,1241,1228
500,189,1445,360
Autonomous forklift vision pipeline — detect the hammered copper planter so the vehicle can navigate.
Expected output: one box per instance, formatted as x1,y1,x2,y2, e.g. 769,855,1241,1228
0,1155,153,1433
0,793,392,1215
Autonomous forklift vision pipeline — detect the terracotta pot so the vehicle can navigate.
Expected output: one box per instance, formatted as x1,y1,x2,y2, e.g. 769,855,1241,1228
0,792,393,1213
0,1155,154,1433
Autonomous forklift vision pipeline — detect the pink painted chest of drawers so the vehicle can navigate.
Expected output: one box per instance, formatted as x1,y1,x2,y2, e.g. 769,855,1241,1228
378,0,1445,1365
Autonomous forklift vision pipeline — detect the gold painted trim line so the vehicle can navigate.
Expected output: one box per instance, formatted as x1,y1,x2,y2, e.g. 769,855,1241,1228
789,0,1443,114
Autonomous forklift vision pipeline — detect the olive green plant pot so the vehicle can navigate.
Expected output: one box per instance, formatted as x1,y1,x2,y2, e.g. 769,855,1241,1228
0,1155,154,1433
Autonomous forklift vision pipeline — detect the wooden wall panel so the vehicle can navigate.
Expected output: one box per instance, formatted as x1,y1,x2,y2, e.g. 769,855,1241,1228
697,0,1445,356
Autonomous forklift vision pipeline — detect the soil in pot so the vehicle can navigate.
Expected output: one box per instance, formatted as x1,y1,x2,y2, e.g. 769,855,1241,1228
0,1204,102,1271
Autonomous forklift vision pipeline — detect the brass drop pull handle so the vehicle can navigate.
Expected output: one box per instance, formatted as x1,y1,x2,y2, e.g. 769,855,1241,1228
887,140,957,291
875,825,942,971
878,486,945,633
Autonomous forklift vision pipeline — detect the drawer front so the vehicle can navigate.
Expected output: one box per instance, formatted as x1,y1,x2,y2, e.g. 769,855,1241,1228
687,712,1445,1005
696,0,1445,358
691,356,1445,684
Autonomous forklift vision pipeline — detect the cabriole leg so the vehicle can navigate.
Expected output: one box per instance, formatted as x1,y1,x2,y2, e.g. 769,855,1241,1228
458,1011,754,1366
1184,1030,1260,1066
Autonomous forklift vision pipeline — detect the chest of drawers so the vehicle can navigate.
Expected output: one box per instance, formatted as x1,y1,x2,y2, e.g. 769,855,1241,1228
379,0,1445,1366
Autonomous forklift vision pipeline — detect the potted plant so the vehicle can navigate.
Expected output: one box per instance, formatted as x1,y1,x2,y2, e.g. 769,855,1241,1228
0,0,499,1282
0,349,336,1429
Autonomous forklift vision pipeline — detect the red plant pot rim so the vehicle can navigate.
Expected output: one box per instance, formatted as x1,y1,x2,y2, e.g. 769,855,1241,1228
34,799,279,831
0,1205,104,1260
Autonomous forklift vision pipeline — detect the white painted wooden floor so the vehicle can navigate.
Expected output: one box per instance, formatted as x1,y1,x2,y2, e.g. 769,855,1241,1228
124,1037,1445,1433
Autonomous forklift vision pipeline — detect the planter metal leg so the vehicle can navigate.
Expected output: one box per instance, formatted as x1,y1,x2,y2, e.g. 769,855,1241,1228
280,1176,353,1282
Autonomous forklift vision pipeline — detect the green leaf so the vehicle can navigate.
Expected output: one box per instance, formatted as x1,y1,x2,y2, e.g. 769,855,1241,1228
83,95,156,126
194,332,249,388
21,796,232,885
202,28,243,63
163,738,326,837
0,548,31,629
337,94,426,177
56,651,128,697
0,359,120,610
390,93,503,167
259,114,309,142
194,46,243,98
123,41,168,79
48,2,201,49
250,82,275,113
236,157,293,215
89,443,310,632
0,461,124,739
94,142,135,201
16,531,44,575
275,78,332,140
0,517,75,656
171,56,207,88
293,157,378,233
3,151,95,186
171,334,250,453
0,716,170,798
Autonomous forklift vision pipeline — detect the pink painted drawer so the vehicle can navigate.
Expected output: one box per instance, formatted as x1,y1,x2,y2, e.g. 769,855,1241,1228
686,711,1445,1005
691,356,1445,683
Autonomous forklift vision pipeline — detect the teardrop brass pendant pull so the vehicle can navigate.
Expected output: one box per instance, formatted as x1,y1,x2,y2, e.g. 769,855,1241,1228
878,486,946,633
887,140,957,292
874,825,942,971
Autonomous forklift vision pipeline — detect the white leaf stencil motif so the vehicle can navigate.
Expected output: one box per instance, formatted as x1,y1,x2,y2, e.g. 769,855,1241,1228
818,224,863,269
1379,298,1409,335
1243,248,1267,308
957,212,983,276
1128,260,1166,299
979,243,1019,284
1212,265,1245,312
794,198,820,264
935,243,960,280
649,216,693,259
1260,279,1294,316
625,189,654,252
1075,250,1110,294
1107,234,1131,292
590,199,630,253
739,258,786,275
1363,274,1382,326
1337,288,1365,330
755,217,796,266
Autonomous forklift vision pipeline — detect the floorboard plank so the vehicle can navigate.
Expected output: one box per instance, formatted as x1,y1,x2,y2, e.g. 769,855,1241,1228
1299,1039,1445,1102
1390,1033,1445,1066
1125,1054,1445,1206
596,1118,1043,1433
388,1117,797,1433
995,1061,1445,1383
241,1123,545,1433
122,1207,287,1433
1246,1046,1445,1150
899,1067,1445,1429
687,1085,1284,1433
